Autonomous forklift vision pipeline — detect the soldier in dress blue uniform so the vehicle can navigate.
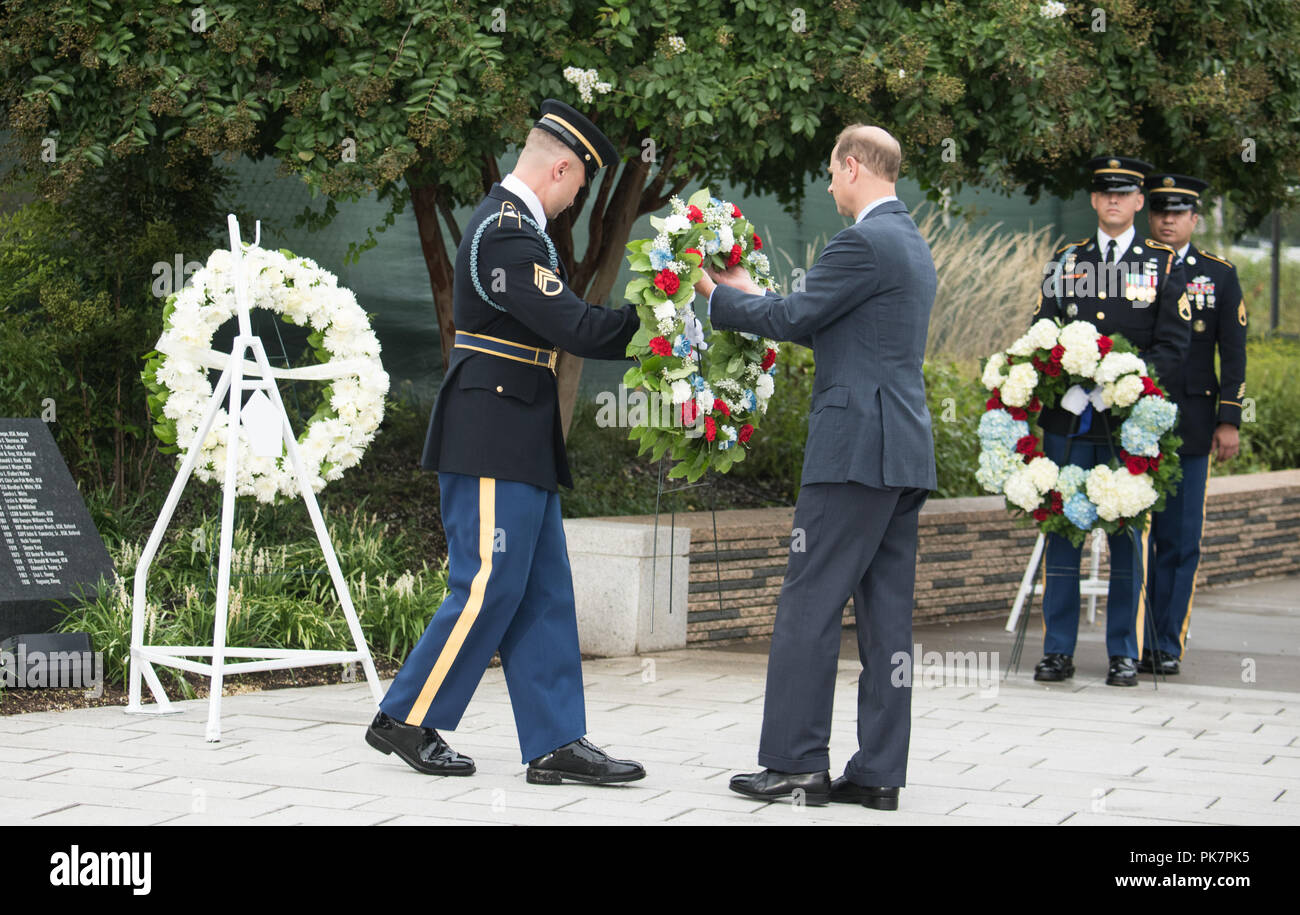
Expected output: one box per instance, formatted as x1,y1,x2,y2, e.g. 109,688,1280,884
1141,173,1247,676
364,99,647,785
1032,155,1191,687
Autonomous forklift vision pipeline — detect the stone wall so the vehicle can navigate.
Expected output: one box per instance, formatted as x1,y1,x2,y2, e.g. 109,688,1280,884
589,469,1300,644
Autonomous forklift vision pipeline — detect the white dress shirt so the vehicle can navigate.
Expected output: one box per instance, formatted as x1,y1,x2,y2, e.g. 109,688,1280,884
500,172,547,231
1096,224,1135,261
855,194,899,223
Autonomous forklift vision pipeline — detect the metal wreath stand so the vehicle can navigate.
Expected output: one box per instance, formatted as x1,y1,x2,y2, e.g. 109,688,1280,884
126,215,383,740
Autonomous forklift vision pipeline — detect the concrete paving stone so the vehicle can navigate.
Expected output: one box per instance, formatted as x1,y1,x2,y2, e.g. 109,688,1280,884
1128,766,1293,798
131,776,277,800
243,785,383,810
442,785,597,811
1204,797,1300,820
0,746,61,764
32,751,164,773
32,803,174,825
0,796,79,818
553,796,696,822
29,767,170,791
154,813,262,825
376,814,502,826
948,803,1073,824
251,804,394,825
1101,787,1220,817
1057,811,1201,826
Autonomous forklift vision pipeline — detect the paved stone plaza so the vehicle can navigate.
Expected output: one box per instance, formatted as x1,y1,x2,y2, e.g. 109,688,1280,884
1,577,1296,826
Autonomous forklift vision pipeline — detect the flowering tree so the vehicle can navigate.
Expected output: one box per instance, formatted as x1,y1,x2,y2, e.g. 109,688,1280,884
2,0,1297,432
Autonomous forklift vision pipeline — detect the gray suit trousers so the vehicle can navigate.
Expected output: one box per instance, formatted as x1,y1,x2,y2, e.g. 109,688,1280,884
758,481,927,785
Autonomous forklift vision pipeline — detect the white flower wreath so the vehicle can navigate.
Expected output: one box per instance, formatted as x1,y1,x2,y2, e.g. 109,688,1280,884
142,244,390,504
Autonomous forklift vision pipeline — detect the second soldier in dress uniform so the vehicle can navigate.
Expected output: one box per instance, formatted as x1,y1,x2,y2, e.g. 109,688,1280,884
1032,155,1191,687
1142,173,1247,676
364,100,647,785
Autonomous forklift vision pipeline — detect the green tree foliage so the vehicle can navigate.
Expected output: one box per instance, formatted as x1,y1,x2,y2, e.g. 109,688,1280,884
2,0,1298,435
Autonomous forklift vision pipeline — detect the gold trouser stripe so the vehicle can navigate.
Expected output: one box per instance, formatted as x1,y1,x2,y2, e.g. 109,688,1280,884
405,477,496,725
1134,520,1152,659
1039,545,1047,637
1176,461,1213,659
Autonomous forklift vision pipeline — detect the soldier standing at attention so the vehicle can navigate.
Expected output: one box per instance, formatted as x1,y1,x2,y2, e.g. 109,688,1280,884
1141,173,1247,676
365,99,646,786
1032,156,1191,687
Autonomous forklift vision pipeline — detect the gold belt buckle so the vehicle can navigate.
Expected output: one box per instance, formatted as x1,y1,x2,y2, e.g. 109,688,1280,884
545,348,557,374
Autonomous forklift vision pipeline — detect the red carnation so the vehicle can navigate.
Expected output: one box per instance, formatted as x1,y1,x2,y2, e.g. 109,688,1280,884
705,415,717,442
1050,344,1065,364
1141,376,1163,398
1031,355,1047,372
738,424,754,443
1008,406,1029,421
684,247,703,262
761,348,777,371
1043,361,1062,377
681,399,699,425
713,398,730,417
654,268,680,296
649,336,672,357
1006,355,1014,365
753,233,763,250
731,204,742,218
687,205,704,223
1149,454,1161,471
1049,491,1064,514
1015,434,1038,455
986,388,1004,411
1033,507,1050,522
1028,450,1046,461
727,243,743,267
1097,336,1114,356
1125,454,1150,475
1028,396,1042,412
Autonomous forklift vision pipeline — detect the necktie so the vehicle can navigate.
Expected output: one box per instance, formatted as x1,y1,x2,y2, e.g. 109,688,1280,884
1105,239,1117,264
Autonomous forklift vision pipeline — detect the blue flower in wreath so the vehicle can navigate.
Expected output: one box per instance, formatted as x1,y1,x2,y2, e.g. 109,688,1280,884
740,389,757,411
671,334,693,358
1064,492,1099,530
690,373,708,392
1120,396,1178,457
649,245,674,271
978,409,1029,453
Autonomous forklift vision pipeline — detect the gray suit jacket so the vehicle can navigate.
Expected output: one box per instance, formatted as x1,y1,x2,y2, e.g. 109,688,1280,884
710,198,938,491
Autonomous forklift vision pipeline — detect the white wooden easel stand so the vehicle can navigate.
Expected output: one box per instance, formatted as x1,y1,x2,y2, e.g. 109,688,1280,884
126,215,382,741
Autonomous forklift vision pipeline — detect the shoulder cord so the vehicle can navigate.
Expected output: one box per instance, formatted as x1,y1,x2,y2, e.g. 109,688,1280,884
469,212,560,313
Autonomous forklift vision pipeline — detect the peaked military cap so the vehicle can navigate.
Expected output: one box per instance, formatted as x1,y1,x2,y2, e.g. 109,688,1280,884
1145,173,1209,211
1086,155,1153,192
534,99,617,180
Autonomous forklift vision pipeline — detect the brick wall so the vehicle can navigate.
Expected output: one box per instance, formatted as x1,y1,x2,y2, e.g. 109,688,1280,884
590,469,1300,644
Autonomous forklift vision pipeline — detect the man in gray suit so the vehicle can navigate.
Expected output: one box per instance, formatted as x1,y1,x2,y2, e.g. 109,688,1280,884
694,124,936,810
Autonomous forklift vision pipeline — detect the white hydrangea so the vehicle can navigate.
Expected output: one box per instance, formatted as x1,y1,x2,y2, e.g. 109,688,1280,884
1096,351,1148,384
1004,469,1043,512
982,353,1008,390
1107,373,1144,409
670,379,693,404
1058,322,1102,377
1000,362,1038,407
1026,456,1059,494
653,301,677,323
1086,465,1158,522
755,373,775,401
1027,319,1060,351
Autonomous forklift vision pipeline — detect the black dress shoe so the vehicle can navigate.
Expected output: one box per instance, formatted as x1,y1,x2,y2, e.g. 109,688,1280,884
365,710,475,776
1034,653,1075,681
1106,655,1138,687
830,776,900,811
1137,649,1181,675
728,769,830,806
526,737,645,785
